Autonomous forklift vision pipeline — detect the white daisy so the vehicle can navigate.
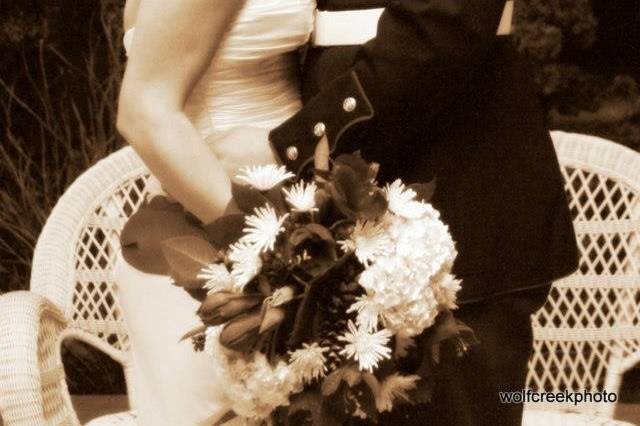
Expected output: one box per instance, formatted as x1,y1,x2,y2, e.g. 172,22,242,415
198,263,235,294
339,321,392,372
289,342,329,384
384,179,429,219
347,295,381,332
242,205,289,252
375,373,420,412
282,181,318,212
228,240,262,290
338,220,391,266
236,164,295,191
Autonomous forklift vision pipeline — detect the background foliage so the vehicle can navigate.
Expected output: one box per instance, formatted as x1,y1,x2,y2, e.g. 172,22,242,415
0,0,638,395
0,0,126,393
514,0,640,151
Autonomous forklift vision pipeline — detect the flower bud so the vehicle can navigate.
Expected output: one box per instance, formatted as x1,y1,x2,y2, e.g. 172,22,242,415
199,291,237,312
259,306,285,334
219,309,263,351
198,292,263,325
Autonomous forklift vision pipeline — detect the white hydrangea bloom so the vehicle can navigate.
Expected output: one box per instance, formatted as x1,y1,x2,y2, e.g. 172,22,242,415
354,197,459,337
208,350,303,422
236,164,294,191
241,205,289,252
282,181,318,212
339,321,392,372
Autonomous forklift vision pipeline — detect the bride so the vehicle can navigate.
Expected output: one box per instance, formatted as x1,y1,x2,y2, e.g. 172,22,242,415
114,0,315,424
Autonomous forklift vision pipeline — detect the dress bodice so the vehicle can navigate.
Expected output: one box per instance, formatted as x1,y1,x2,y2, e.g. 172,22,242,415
124,0,315,136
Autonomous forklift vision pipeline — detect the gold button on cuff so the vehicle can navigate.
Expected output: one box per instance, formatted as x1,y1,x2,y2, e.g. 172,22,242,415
313,122,326,138
342,97,357,112
286,146,299,161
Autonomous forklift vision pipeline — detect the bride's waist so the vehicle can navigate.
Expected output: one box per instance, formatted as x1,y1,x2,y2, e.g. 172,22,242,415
188,54,303,131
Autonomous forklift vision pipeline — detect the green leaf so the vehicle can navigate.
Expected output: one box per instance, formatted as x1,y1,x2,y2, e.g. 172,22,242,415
333,165,364,204
290,224,335,248
357,190,388,221
342,367,363,388
321,370,344,396
289,224,338,272
179,324,207,342
321,365,363,396
287,253,354,348
417,310,478,378
289,227,314,247
305,224,334,244
409,179,437,203
203,213,246,248
286,285,317,349
334,152,371,181
349,380,378,423
160,236,219,289
120,205,208,275
330,165,388,221
183,288,208,302
231,182,271,214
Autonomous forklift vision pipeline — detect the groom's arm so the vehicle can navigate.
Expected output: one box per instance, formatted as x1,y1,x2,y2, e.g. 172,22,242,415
269,0,508,173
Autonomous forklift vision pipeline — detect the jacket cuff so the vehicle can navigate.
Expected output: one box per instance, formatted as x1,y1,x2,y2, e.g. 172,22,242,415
269,70,374,175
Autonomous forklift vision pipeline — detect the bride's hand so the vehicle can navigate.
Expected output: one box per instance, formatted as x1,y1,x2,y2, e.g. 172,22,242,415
207,126,278,177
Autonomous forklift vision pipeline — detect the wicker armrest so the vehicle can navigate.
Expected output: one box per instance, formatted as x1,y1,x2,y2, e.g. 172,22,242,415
0,291,79,426
523,408,636,426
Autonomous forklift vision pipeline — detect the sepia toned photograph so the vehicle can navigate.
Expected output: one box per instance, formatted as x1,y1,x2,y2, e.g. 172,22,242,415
0,1,639,425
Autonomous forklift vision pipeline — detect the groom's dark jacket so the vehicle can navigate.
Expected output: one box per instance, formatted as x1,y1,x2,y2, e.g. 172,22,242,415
269,0,578,303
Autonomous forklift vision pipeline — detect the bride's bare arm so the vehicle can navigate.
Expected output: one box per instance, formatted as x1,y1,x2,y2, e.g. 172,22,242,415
117,0,246,223
123,0,140,31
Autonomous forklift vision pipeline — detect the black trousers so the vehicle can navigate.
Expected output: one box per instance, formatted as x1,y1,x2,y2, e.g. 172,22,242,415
362,284,551,426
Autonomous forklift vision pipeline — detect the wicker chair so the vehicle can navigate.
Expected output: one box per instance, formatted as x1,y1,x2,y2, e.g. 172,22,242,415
0,147,147,425
0,132,638,425
522,131,640,425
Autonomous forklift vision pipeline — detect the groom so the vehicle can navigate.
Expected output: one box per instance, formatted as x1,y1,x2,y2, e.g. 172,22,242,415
214,0,578,424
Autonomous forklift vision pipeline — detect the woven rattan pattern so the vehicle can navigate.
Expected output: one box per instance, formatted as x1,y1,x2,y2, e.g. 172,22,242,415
525,132,640,419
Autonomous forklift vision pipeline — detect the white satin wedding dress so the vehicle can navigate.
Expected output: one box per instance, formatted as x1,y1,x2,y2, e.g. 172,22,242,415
115,1,314,425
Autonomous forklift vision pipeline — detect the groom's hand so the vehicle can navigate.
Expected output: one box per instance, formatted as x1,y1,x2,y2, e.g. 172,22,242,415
208,126,278,177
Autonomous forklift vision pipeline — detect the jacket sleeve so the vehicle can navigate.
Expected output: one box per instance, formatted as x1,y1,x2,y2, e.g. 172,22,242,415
269,0,508,174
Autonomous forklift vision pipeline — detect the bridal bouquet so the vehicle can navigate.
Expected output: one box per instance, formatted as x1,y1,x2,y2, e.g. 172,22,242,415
161,153,475,425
